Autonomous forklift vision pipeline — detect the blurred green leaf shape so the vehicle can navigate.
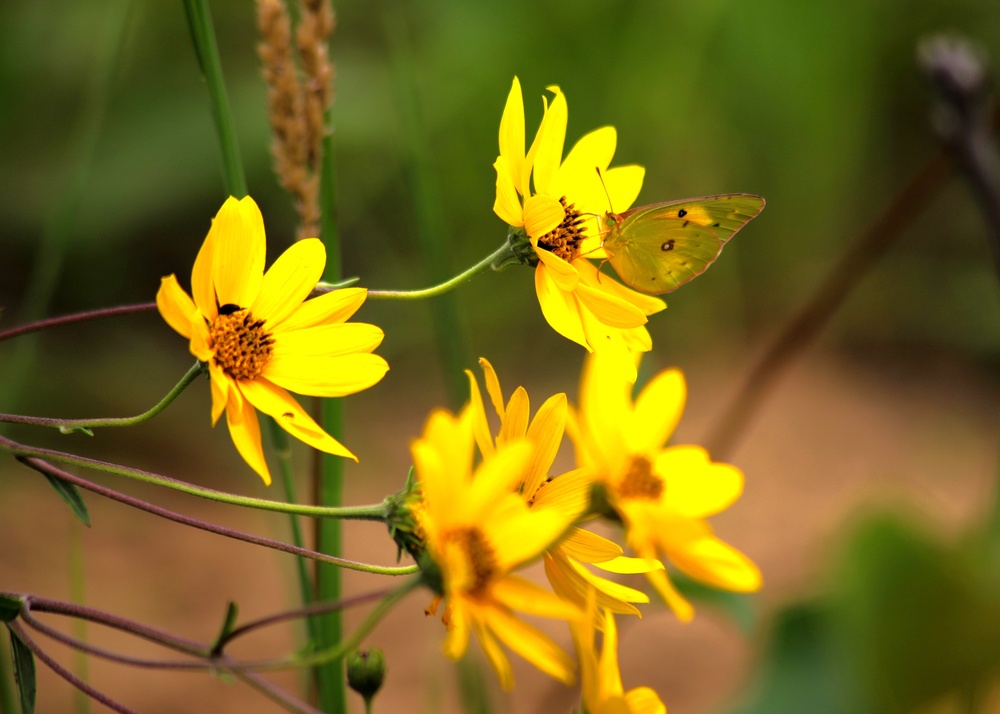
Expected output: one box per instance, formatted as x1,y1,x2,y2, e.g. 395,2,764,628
0,595,22,623
674,572,758,635
42,473,91,527
9,630,36,714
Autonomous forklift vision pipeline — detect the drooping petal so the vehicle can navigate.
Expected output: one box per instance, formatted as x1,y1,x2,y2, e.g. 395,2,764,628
470,618,514,691
483,602,576,686
575,282,649,329
442,601,472,660
535,265,588,348
273,287,368,331
669,535,763,592
226,385,271,484
491,575,581,620
239,377,356,460
493,156,525,227
575,258,666,316
597,610,625,698
544,551,645,618
156,275,197,339
644,564,694,622
523,194,564,239
209,196,266,310
264,352,389,398
251,238,326,327
187,316,213,363
534,248,580,292
627,368,686,454
465,368,496,459
207,360,231,426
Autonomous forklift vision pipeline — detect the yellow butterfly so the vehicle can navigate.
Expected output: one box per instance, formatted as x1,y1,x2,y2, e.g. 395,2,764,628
599,194,765,295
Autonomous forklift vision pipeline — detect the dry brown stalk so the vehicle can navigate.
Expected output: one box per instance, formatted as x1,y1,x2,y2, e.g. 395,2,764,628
257,0,335,240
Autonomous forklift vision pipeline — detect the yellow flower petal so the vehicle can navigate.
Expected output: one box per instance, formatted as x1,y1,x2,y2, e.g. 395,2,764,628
274,287,368,331
271,322,384,358
499,386,529,446
265,352,388,398
554,126,617,207
251,238,326,327
482,602,576,686
669,536,762,592
208,361,230,426
478,357,506,423
239,378,356,460
210,196,266,309
471,619,514,691
192,216,217,320
493,156,525,227
443,602,472,660
156,275,197,339
491,507,576,570
576,258,666,316
492,575,581,620
523,193,564,239
575,282,649,329
225,384,271,485
466,441,533,519
593,556,663,575
535,264,588,349
498,77,526,197
545,552,644,618
644,567,694,622
534,248,580,291
522,392,566,498
627,368,685,454
602,164,645,213
465,368,496,459
625,687,667,714
531,467,593,518
531,86,567,195
560,528,623,564
656,448,744,518
581,313,639,384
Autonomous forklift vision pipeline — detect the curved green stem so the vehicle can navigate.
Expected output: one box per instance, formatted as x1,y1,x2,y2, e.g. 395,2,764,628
182,0,247,198
291,577,421,669
363,242,513,301
0,434,388,520
0,362,202,433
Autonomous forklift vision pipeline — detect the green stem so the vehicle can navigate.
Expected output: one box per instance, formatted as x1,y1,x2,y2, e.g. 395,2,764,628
292,578,421,669
0,362,202,433
0,435,387,520
182,0,247,198
364,242,513,301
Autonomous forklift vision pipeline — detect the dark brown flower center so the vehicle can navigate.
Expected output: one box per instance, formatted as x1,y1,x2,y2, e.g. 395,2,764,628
208,304,274,381
443,526,498,595
618,455,664,501
536,196,585,262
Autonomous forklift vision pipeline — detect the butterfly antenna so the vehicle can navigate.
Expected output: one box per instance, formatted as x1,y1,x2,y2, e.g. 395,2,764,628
595,167,616,214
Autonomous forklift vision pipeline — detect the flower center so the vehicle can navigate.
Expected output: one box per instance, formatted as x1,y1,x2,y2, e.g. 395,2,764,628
443,526,498,596
536,196,585,262
618,456,664,501
208,304,274,381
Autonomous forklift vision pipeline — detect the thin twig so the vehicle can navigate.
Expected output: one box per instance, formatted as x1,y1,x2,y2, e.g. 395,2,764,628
0,303,157,343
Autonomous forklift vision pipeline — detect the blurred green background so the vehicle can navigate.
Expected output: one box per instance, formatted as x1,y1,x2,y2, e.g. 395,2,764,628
3,0,1000,712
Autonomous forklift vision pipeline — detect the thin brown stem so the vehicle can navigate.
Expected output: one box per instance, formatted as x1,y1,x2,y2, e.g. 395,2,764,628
0,303,157,343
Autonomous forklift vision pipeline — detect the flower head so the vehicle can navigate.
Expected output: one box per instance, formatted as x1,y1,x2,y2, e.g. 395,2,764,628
493,78,666,383
569,353,762,620
409,405,580,690
466,358,662,621
156,196,388,484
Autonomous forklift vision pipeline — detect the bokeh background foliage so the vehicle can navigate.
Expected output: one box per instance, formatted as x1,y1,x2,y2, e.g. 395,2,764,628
3,0,1000,712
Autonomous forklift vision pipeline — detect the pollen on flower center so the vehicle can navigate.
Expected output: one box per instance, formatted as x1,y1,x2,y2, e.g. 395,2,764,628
209,304,275,381
443,526,498,595
618,455,664,500
536,196,585,262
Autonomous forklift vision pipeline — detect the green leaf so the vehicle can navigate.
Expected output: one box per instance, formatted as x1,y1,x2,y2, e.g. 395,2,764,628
8,629,36,714
0,596,22,623
210,601,239,654
42,473,91,527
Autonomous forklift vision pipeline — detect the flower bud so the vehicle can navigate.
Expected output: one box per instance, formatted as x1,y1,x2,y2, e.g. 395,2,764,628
347,648,386,704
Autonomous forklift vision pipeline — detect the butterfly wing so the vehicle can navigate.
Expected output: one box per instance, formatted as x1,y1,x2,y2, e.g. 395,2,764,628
605,194,764,294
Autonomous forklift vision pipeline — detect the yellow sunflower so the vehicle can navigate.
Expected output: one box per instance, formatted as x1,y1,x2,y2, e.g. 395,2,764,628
569,353,761,621
492,77,666,383
411,405,581,690
156,196,388,485
466,358,662,621
572,601,667,714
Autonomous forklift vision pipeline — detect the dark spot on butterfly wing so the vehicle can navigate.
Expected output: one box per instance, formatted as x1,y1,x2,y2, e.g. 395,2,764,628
661,239,675,252
677,208,688,218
